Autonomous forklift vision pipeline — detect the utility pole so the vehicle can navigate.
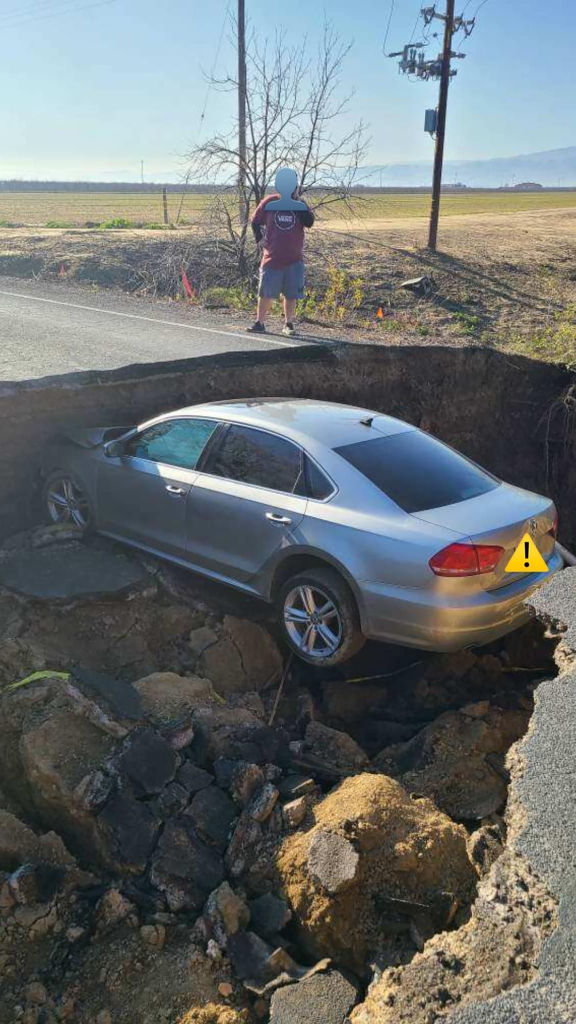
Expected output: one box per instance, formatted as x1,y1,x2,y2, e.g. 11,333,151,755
428,0,454,250
237,0,248,225
388,4,476,251
140,160,144,185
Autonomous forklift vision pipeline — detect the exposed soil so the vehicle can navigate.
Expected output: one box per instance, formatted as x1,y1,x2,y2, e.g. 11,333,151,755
0,524,564,1024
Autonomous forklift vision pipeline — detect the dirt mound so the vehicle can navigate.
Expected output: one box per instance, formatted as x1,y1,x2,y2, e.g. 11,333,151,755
276,773,476,971
350,847,557,1024
373,702,531,820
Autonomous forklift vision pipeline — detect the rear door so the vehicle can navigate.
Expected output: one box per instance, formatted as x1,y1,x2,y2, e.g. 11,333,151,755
96,417,219,558
185,423,307,583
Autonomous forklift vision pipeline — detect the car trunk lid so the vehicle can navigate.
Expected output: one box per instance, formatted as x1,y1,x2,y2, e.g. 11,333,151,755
411,483,556,591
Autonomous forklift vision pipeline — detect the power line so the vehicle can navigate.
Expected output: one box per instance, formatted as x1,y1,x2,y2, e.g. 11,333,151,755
0,0,115,29
382,0,396,57
196,0,232,144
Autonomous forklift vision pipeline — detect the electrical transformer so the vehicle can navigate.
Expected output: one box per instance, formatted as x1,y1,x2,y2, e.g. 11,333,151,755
424,108,438,134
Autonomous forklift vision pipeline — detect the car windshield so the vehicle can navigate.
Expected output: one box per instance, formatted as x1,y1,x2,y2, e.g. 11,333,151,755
335,429,500,513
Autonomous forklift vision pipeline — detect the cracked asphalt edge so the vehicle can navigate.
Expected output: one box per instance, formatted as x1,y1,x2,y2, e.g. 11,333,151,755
448,565,576,1024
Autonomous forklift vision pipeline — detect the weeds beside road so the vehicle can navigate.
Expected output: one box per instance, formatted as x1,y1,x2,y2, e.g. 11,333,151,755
1,201,575,365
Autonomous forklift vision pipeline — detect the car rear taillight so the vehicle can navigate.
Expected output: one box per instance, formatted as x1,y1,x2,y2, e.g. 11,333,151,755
548,508,558,537
429,542,504,577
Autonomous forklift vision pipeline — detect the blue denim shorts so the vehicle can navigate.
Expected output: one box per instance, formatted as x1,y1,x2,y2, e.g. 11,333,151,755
259,260,305,300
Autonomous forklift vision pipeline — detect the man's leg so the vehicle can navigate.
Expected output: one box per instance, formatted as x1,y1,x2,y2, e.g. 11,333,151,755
257,296,274,323
247,266,281,332
281,262,304,335
283,297,297,324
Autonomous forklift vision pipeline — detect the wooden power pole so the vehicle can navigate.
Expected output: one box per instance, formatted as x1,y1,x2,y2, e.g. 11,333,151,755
388,3,477,251
237,0,248,225
428,0,455,250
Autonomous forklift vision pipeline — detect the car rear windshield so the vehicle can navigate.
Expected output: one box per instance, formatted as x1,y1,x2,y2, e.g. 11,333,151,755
334,430,500,513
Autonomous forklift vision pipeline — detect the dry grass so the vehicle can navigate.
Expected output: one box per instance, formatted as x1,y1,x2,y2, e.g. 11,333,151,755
1,188,576,229
1,197,576,365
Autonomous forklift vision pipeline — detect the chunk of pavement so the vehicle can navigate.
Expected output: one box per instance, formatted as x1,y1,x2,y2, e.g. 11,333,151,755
282,797,308,829
249,893,292,939
246,782,279,823
269,968,359,1024
0,542,149,599
150,820,225,911
185,786,238,851
373,706,530,820
215,759,265,806
204,881,250,946
120,728,178,795
98,792,160,871
71,667,143,722
305,721,369,772
177,762,214,794
0,809,76,871
132,672,216,727
156,781,190,817
191,705,270,763
226,929,275,980
307,830,360,894
278,775,317,800
73,769,115,812
19,710,118,855
276,774,476,971
225,811,265,880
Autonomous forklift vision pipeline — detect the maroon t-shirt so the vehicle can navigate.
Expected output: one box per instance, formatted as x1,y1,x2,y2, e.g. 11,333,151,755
251,194,312,269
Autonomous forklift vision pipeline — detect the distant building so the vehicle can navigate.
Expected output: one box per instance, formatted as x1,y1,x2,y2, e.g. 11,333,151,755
512,182,543,190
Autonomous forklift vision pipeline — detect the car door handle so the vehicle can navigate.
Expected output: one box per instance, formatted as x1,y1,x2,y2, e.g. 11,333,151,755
165,485,186,497
265,512,292,525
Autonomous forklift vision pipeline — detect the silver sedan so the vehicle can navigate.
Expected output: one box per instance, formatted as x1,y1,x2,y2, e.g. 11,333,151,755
41,398,561,665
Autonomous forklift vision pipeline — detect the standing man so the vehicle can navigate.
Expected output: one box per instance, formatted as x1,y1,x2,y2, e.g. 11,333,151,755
247,180,314,337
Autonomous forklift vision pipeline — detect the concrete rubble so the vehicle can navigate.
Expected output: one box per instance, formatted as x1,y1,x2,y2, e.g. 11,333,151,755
0,525,571,1023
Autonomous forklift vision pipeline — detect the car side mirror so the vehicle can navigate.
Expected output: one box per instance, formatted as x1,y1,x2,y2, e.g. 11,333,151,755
104,440,124,458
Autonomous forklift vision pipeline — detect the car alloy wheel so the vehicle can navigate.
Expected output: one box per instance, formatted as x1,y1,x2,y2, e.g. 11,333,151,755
46,476,91,528
283,584,343,659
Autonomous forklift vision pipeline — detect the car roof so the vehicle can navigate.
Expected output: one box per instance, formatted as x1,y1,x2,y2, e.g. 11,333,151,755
163,398,412,449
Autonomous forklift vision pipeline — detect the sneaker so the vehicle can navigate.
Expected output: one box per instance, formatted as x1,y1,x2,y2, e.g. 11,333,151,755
282,322,296,337
246,320,266,334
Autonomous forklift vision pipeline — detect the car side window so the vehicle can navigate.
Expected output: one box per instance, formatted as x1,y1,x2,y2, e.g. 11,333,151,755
123,418,218,471
294,454,334,500
205,424,302,493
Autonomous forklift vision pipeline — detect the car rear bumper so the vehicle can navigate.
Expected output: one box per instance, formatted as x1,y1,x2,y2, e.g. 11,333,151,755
359,546,563,652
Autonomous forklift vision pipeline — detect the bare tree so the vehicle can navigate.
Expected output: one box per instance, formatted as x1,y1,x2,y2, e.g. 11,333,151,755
183,22,369,283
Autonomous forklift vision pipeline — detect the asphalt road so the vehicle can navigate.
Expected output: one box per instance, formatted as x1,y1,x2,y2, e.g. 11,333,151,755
0,278,309,382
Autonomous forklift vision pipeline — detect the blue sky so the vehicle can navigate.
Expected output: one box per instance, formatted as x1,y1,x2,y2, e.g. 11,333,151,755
1,0,575,180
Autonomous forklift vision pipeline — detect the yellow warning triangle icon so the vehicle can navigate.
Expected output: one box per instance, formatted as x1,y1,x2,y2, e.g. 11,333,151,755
504,533,549,574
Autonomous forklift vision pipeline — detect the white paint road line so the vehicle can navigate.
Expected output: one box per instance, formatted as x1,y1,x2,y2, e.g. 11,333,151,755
0,288,298,348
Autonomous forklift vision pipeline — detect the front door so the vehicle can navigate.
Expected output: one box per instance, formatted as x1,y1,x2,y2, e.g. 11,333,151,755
96,417,219,559
186,423,307,583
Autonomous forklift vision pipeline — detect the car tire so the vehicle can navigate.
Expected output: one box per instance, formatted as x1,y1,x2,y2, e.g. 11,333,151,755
41,470,93,532
278,566,365,666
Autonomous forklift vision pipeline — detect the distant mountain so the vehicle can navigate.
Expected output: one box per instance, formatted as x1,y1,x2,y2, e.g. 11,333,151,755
362,146,576,188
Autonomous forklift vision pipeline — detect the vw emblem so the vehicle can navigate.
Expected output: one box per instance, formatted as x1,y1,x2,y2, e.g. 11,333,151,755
529,519,538,535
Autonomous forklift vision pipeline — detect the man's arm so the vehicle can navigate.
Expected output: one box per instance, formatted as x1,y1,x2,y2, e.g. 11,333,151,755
298,207,315,228
251,197,268,244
